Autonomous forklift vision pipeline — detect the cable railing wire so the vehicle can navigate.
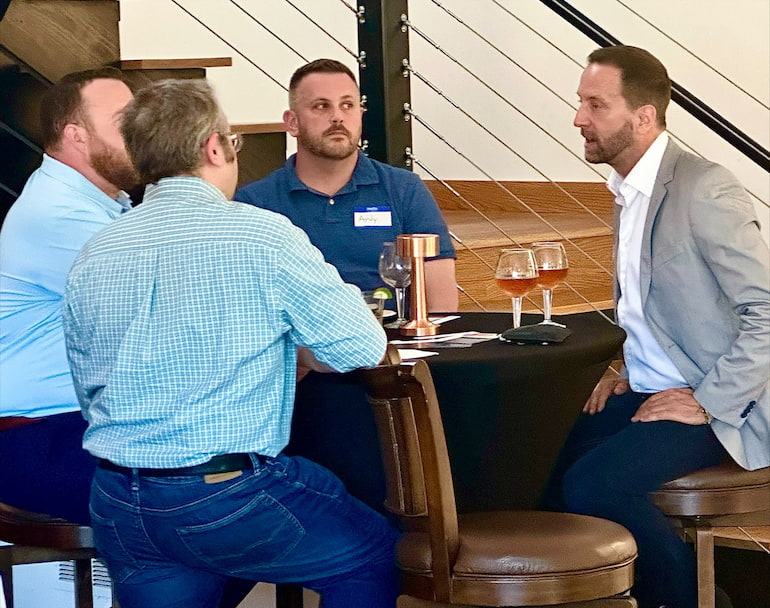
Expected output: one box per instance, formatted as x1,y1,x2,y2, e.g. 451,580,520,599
169,0,287,91
411,153,559,314
455,283,488,311
406,65,614,276
427,0,607,181
406,15,612,229
412,150,615,323
491,0,583,68
336,0,358,17
406,94,615,283
616,0,768,110
282,0,358,60
230,0,307,63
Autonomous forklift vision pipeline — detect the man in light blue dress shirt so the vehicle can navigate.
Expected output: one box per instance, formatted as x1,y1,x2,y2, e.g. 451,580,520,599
62,79,398,608
0,67,137,524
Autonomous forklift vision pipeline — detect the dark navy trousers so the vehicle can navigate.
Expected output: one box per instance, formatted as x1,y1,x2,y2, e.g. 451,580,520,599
0,411,94,524
541,390,727,608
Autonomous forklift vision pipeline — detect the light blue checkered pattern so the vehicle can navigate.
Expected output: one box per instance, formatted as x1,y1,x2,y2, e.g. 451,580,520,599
63,177,386,468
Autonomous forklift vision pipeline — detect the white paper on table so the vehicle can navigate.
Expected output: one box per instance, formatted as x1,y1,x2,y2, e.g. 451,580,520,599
391,331,498,346
429,315,461,325
390,331,471,345
397,349,440,359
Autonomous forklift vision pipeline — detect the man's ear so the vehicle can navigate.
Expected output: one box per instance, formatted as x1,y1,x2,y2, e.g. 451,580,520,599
283,109,299,138
636,104,657,133
62,123,88,153
202,132,226,167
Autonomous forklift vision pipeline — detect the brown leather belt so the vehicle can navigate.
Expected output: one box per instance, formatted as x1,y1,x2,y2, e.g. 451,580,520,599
98,453,262,477
0,416,43,432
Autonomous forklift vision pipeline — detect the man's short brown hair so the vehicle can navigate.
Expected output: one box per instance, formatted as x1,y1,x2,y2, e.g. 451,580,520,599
288,59,358,108
40,67,133,151
588,45,671,128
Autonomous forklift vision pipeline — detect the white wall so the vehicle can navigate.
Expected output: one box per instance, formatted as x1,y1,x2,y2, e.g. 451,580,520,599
119,0,769,233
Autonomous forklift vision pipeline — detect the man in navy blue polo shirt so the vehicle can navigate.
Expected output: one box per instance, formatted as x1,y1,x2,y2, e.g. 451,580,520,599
235,58,458,312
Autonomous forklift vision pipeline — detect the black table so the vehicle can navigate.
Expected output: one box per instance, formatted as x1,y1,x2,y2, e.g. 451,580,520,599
286,311,625,514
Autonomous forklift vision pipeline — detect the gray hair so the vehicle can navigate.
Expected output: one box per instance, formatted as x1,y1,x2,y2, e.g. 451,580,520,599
120,79,230,184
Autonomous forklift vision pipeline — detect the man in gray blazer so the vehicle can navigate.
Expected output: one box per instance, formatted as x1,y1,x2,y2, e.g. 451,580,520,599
542,46,769,608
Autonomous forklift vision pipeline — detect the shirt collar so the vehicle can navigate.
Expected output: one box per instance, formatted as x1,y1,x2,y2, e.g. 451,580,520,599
607,132,669,203
41,154,133,213
284,151,380,195
143,176,230,206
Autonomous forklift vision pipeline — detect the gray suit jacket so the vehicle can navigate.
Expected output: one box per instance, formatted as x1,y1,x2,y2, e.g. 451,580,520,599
617,138,770,470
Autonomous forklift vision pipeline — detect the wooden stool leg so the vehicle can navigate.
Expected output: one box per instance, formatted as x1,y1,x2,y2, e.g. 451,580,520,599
0,548,15,608
694,524,715,608
73,558,94,608
275,583,304,608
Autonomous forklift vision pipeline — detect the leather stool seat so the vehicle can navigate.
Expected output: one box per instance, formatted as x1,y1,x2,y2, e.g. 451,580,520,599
650,461,770,608
399,511,636,604
652,461,770,516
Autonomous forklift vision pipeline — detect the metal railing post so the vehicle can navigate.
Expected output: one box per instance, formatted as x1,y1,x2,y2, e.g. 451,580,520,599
357,0,413,169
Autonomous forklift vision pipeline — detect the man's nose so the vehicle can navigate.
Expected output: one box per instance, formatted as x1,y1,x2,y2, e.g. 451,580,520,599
574,106,588,128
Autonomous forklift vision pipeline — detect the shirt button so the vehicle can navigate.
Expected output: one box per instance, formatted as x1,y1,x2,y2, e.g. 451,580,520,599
328,198,335,205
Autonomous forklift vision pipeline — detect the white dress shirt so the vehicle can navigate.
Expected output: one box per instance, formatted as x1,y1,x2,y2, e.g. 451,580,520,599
608,132,688,393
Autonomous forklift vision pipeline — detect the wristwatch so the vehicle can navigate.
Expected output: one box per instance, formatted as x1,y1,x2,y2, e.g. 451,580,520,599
699,406,713,425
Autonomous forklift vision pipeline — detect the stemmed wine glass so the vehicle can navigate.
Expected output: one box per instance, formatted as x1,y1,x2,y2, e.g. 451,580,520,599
495,248,539,329
531,242,569,327
378,242,412,328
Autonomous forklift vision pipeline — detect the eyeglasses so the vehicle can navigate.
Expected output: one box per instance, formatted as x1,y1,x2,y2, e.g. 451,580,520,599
225,132,244,154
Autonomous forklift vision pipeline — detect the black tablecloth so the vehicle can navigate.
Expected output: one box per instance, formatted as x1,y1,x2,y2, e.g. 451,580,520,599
286,311,625,514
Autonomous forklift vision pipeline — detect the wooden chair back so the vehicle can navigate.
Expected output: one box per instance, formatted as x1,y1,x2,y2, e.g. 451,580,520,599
361,360,460,600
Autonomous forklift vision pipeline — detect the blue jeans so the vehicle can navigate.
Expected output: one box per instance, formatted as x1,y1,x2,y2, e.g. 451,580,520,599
540,391,727,608
90,453,399,608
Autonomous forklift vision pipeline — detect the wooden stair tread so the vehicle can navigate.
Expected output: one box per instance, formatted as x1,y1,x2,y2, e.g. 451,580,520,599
0,0,121,82
232,123,287,134
120,57,232,70
427,180,615,215
444,210,613,249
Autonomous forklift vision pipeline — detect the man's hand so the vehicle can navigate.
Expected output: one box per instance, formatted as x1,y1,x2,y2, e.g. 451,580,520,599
296,346,335,383
631,388,707,425
583,377,630,414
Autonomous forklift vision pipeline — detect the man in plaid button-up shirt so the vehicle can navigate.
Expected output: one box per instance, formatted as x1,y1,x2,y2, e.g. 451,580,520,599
63,78,398,608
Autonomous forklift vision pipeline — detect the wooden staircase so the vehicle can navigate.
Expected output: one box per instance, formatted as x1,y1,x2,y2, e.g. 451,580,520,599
427,180,615,313
0,0,285,220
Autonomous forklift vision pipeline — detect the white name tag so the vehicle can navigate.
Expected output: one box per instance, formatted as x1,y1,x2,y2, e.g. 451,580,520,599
354,206,392,228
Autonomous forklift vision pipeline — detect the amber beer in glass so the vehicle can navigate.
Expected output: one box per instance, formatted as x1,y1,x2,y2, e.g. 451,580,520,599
532,242,569,326
494,248,539,329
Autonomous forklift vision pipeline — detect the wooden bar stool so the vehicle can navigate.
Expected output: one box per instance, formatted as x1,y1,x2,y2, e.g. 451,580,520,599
361,359,638,607
0,502,96,608
0,499,307,608
651,461,770,608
